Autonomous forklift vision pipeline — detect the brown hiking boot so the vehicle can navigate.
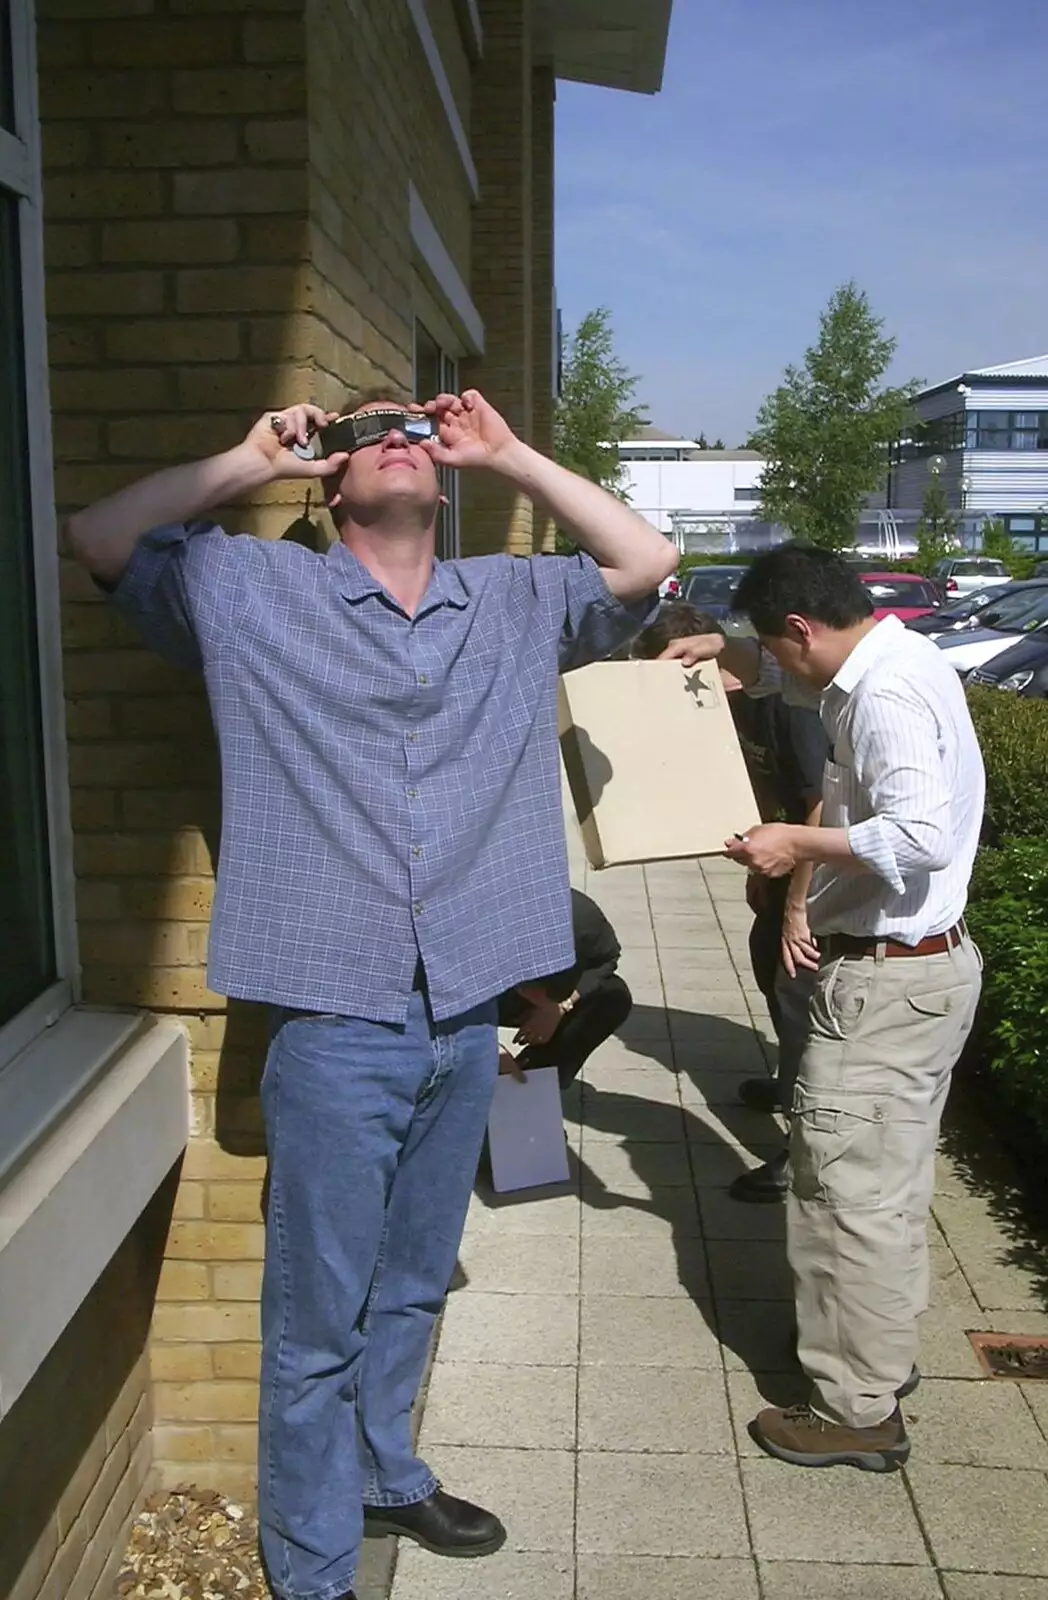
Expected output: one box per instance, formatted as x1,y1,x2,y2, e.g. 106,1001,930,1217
750,1403,910,1472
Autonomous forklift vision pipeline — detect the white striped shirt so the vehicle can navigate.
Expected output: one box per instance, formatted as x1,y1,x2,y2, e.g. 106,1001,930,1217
807,615,985,941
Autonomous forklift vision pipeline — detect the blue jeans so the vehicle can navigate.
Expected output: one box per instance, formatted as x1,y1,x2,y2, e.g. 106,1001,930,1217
257,990,498,1600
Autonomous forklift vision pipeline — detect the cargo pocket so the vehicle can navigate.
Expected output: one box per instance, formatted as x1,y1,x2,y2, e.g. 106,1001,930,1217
790,1084,887,1209
808,956,872,1042
906,985,972,1019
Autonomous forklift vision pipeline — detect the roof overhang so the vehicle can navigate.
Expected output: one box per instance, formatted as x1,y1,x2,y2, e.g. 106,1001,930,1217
536,0,674,95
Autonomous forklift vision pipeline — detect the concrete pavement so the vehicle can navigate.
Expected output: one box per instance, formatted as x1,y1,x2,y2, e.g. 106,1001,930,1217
385,847,1048,1600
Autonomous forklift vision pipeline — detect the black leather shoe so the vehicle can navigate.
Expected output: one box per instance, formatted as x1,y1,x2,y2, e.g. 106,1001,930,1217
738,1076,782,1113
363,1489,506,1558
729,1148,790,1203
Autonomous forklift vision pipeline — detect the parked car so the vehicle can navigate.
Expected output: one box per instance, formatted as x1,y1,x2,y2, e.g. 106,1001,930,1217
680,564,749,619
932,557,1010,598
967,623,1048,698
906,582,1030,637
934,581,1048,676
859,572,942,621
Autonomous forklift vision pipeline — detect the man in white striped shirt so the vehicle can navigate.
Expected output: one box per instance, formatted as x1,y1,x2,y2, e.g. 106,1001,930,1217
665,545,985,1472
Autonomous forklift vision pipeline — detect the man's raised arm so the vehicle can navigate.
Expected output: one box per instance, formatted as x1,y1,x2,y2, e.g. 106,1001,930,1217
63,406,348,587
424,390,678,603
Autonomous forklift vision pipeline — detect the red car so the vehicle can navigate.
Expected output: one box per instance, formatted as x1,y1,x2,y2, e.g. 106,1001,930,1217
860,572,942,622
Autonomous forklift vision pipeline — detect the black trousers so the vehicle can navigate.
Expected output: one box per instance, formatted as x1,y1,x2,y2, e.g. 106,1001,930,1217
498,975,634,1090
747,875,789,1035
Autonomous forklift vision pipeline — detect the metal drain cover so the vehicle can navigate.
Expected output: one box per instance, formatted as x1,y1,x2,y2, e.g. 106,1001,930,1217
968,1332,1048,1381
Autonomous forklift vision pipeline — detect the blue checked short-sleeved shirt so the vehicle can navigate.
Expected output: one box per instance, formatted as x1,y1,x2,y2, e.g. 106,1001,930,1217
109,524,655,1021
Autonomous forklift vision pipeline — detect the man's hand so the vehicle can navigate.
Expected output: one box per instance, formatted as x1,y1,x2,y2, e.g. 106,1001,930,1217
498,1046,527,1083
657,633,725,667
781,898,820,978
725,822,800,878
421,390,516,473
64,404,347,588
513,996,564,1048
253,406,350,486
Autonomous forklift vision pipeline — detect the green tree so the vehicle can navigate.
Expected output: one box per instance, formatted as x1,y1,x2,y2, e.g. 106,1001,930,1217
695,431,709,449
913,473,958,574
980,517,1017,565
712,437,725,450
555,307,646,498
747,282,919,551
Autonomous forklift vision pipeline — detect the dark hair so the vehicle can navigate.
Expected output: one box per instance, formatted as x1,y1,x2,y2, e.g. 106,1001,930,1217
632,601,724,660
339,382,412,414
733,543,873,636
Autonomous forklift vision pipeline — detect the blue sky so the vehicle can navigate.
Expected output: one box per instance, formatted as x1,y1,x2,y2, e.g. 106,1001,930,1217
554,0,1048,446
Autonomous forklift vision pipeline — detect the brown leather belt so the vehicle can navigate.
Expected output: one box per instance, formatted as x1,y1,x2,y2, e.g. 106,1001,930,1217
819,919,967,962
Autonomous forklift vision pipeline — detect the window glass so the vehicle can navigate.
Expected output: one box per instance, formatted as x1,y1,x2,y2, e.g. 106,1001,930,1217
981,585,1048,631
0,192,56,1028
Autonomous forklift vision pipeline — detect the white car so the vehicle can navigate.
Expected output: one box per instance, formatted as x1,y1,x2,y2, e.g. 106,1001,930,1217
932,557,1011,599
935,581,1048,675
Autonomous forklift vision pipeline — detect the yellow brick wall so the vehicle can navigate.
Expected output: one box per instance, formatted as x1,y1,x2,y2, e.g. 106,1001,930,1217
40,0,529,1508
0,1174,176,1600
461,0,535,554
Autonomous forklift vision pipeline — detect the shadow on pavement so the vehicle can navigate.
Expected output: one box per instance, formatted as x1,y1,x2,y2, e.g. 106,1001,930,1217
939,1066,1048,1312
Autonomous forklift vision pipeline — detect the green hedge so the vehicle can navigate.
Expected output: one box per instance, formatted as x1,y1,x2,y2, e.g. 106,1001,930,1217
964,689,1048,1145
967,688,1048,846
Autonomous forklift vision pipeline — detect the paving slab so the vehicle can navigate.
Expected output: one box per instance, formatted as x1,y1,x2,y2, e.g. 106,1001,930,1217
418,1361,576,1451
456,1233,580,1295
580,1096,685,1143
741,1457,927,1564
759,1563,943,1599
390,1547,573,1600
707,1240,795,1301
581,1234,710,1299
577,1452,749,1558
435,1292,579,1366
579,1293,721,1369
579,1138,693,1191
719,1299,800,1374
943,1578,1048,1600
904,1377,1048,1469
579,1187,701,1239
463,1189,580,1237
907,1463,1048,1574
583,1066,682,1104
577,1554,759,1599
698,1189,787,1242
577,1365,733,1454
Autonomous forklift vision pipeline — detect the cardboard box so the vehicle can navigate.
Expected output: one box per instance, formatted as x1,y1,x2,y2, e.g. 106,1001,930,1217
558,660,760,869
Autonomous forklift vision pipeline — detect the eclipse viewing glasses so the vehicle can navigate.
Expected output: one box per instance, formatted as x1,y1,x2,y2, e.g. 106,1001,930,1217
289,409,439,461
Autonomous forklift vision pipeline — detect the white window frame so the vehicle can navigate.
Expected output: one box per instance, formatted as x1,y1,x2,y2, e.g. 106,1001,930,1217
0,0,79,1081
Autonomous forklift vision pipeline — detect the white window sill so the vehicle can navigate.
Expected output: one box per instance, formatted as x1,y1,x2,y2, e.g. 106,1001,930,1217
0,1012,188,1418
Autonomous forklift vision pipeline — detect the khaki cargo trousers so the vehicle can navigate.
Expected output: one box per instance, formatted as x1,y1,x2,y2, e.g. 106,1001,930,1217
788,934,982,1429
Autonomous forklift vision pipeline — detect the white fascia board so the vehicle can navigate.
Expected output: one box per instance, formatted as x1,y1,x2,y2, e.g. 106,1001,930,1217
405,0,479,198
409,184,485,354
